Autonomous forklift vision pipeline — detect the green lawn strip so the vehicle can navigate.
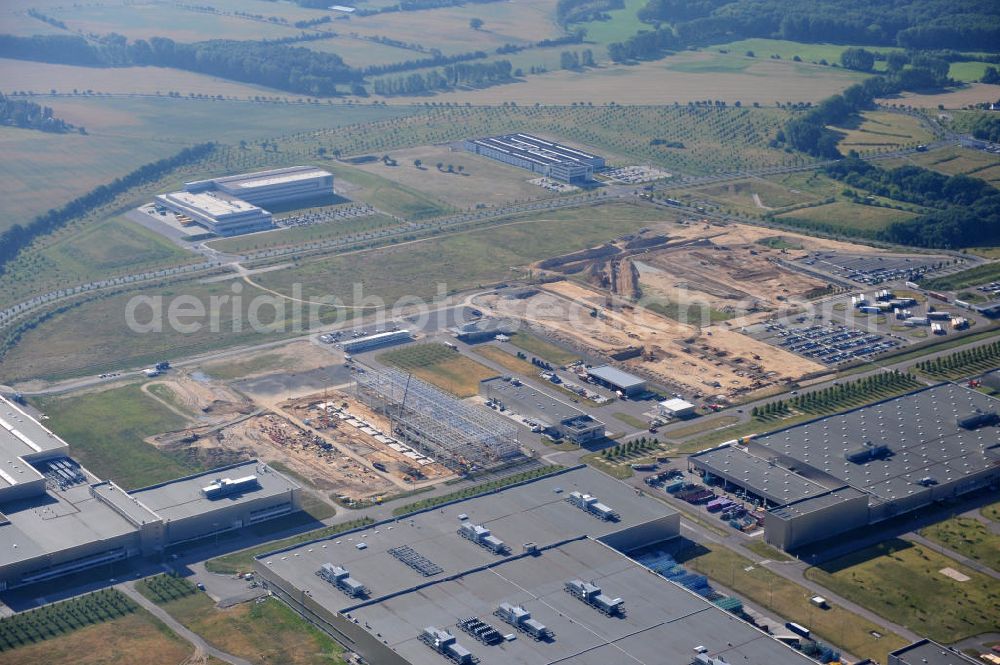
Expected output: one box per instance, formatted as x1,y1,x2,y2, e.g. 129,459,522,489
666,415,740,439
983,500,1000,523
378,343,499,397
204,518,374,575
743,540,793,562
804,539,1000,643
920,517,1000,573
391,465,564,516
506,333,579,366
32,384,196,489
612,411,649,429
682,544,909,664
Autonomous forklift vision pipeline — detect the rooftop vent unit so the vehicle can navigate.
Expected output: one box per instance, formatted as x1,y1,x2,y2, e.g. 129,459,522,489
495,602,553,640
201,474,258,499
844,442,891,464
419,626,477,664
957,410,999,430
316,563,369,598
566,491,620,521
694,655,729,665
457,522,510,555
564,579,626,616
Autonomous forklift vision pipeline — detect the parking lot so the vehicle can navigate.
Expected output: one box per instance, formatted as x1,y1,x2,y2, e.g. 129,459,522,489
603,165,672,185
751,321,901,365
795,252,958,285
276,202,376,228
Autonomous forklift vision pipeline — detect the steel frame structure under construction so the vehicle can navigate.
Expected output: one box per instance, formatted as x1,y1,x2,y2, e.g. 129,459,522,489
354,368,520,473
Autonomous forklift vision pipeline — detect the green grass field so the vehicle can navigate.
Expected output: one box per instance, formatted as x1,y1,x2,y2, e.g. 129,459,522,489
206,213,403,253
31,385,197,489
922,263,1000,290
775,200,919,234
983,500,1000,522
920,517,1000,573
680,544,909,664
836,111,936,153
507,332,579,366
712,38,901,66
151,593,345,665
378,343,499,397
805,539,1000,643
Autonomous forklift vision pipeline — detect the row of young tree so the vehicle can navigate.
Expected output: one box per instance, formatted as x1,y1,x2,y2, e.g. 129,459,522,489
824,158,1000,249
750,370,918,419
916,341,1000,376
0,34,359,96
0,92,80,133
0,143,215,275
370,60,513,95
631,0,1000,51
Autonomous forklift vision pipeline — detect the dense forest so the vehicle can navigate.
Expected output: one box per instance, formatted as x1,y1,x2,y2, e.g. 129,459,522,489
629,0,1000,52
0,34,359,96
0,143,215,274
971,115,1000,143
824,158,1000,248
0,92,79,133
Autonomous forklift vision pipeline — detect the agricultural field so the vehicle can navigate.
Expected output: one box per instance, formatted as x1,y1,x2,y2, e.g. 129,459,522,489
321,162,454,219
0,95,418,229
879,82,1000,109
680,544,909,664
43,2,295,42
379,343,499,397
0,597,195,665
342,2,563,55
712,38,901,66
350,144,560,209
365,51,868,108
920,517,1000,573
883,145,1000,184
568,0,648,51
805,539,1000,643
31,384,202,488
835,111,936,153
774,200,920,234
304,35,423,68
149,592,346,665
683,177,823,216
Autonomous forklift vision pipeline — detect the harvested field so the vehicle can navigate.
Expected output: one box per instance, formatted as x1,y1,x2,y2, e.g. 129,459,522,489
878,83,1000,109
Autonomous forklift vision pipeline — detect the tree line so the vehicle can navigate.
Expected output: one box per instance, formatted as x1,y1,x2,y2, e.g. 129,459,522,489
361,50,489,77
0,92,80,134
371,60,513,96
824,158,1000,248
556,0,624,25
0,34,359,96
0,143,215,275
630,0,1000,52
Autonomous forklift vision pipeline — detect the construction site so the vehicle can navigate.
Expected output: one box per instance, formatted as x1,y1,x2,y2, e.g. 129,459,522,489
473,222,871,400
354,367,523,475
143,365,455,506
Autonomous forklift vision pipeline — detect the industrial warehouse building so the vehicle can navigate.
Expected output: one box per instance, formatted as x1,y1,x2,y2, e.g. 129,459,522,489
480,376,605,444
155,165,333,236
889,639,979,665
463,133,605,184
586,365,647,397
689,383,1000,550
449,318,516,344
338,329,412,355
0,395,301,591
253,465,821,665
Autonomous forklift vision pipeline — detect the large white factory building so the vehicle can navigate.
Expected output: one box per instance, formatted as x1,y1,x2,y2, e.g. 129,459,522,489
156,166,333,236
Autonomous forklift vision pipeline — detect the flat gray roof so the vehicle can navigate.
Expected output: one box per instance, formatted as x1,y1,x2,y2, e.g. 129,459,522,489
0,482,137,567
586,366,646,390
769,486,867,520
690,446,832,505
480,376,589,426
129,461,299,523
260,467,671,608
890,639,979,665
0,396,69,489
345,538,817,665
751,384,1000,504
